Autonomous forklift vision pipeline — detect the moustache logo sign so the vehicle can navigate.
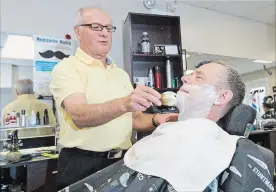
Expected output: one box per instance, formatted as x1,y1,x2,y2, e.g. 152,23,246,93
39,50,70,60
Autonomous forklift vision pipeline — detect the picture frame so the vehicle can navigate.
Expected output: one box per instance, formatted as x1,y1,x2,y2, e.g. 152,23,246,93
153,44,178,55
154,45,166,55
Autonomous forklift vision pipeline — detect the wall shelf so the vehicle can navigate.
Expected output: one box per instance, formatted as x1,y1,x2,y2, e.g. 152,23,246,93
132,54,181,62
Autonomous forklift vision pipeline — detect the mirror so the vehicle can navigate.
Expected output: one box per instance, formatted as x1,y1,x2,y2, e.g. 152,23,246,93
0,33,54,127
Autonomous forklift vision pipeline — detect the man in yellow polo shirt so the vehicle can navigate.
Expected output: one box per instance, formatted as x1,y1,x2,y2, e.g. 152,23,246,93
50,6,178,190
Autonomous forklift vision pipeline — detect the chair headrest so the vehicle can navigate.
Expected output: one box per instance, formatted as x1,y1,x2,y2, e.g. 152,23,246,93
217,104,257,136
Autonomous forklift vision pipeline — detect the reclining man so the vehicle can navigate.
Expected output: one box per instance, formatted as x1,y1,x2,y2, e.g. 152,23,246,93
59,60,274,192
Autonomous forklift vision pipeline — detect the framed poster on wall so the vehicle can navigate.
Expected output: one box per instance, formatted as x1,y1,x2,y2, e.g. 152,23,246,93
33,35,74,96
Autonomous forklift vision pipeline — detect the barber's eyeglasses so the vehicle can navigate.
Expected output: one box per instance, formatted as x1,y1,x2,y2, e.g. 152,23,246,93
78,23,116,32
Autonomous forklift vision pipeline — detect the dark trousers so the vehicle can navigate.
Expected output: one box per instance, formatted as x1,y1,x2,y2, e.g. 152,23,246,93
57,147,123,191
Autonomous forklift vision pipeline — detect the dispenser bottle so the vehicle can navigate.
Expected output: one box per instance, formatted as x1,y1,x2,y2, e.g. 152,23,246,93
141,32,150,54
21,110,26,127
16,113,20,127
154,66,162,89
36,112,41,125
166,59,172,88
30,110,36,125
148,68,154,88
43,109,49,125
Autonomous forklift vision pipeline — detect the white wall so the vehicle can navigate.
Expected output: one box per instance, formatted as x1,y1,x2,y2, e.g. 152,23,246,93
0,63,12,88
177,4,275,61
242,66,276,96
1,0,275,69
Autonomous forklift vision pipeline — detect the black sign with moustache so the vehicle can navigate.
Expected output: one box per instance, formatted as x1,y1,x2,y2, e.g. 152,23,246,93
39,50,70,60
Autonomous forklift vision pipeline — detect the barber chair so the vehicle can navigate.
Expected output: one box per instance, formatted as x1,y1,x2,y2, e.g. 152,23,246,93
58,104,275,192
217,104,275,179
217,104,256,136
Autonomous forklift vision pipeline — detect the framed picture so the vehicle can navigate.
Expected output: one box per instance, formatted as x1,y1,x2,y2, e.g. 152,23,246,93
154,45,165,55
154,44,178,55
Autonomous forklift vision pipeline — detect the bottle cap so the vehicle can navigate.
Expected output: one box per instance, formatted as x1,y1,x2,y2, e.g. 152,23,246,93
155,66,161,72
142,32,148,35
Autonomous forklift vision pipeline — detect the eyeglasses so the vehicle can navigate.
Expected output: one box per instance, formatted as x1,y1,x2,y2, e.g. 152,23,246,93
78,23,116,32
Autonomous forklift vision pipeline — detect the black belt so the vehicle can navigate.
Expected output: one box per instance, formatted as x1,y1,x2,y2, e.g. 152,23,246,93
62,147,127,159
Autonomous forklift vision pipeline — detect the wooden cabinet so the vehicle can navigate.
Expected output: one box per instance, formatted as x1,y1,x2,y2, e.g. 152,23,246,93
123,12,184,93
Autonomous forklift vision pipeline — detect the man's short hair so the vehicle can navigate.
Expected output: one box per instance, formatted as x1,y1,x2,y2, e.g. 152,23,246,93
16,79,34,95
75,5,105,26
196,60,245,111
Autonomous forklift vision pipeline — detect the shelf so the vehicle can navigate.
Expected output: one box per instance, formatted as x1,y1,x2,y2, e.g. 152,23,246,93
37,95,53,100
0,124,57,131
155,88,179,92
132,54,181,62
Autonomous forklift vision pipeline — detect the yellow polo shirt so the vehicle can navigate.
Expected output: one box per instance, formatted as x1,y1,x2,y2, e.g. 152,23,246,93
49,48,133,152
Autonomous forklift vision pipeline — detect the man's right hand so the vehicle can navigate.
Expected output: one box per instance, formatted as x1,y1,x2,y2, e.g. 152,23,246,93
123,86,162,112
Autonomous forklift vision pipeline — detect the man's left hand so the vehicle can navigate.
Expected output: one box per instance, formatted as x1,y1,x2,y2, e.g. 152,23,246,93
154,113,179,126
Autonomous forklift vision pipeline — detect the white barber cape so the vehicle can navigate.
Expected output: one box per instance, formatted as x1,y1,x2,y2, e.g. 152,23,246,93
124,118,241,192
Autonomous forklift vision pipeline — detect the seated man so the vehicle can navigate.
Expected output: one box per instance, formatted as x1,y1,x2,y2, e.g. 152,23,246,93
58,61,274,192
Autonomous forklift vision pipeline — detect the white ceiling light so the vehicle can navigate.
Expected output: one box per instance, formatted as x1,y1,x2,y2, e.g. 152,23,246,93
1,35,34,60
253,60,273,64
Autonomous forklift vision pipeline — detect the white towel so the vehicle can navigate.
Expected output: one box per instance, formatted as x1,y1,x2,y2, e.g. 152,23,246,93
124,118,241,192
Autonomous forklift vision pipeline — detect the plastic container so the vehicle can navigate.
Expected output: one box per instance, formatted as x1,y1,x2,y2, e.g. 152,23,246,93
141,32,150,54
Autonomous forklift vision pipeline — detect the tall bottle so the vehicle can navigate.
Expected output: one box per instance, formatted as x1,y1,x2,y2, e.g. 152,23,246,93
166,59,172,88
21,110,26,127
43,109,49,125
154,66,161,89
36,112,41,125
30,110,36,125
16,113,20,127
148,68,154,88
141,32,150,54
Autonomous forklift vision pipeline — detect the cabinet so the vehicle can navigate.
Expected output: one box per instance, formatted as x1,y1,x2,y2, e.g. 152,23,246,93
123,13,184,92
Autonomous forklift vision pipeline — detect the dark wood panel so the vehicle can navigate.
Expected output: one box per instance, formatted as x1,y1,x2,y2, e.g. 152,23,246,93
129,12,180,26
133,54,181,62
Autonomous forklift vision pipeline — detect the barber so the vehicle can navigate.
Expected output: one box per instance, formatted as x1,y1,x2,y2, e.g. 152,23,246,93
50,6,178,190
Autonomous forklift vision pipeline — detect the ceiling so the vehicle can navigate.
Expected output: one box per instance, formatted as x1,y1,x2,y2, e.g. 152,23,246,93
186,52,276,74
179,0,276,25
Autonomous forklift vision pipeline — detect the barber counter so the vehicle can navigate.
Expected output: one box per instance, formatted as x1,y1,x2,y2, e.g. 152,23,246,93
0,125,59,192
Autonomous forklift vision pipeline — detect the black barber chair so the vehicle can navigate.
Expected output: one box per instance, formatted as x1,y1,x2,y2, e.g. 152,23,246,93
217,104,274,179
217,103,256,136
58,104,275,192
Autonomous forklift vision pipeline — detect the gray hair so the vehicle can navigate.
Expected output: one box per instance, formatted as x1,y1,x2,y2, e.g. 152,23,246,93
75,8,85,26
210,60,246,111
16,79,34,95
75,6,107,26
